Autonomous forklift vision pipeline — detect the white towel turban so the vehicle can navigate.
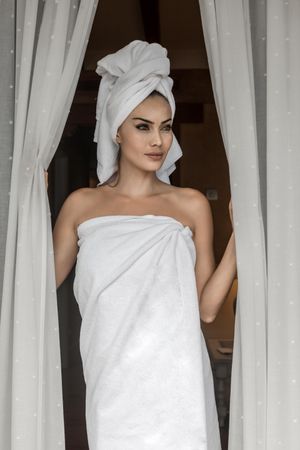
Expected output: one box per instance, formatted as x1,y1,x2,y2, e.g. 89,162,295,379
94,40,183,185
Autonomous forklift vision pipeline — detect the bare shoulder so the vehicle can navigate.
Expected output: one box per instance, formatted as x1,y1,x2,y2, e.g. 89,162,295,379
65,187,96,204
61,187,94,211
175,187,208,206
55,187,98,229
172,186,211,219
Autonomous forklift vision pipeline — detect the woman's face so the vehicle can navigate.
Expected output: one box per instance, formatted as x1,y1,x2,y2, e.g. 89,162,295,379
116,94,173,175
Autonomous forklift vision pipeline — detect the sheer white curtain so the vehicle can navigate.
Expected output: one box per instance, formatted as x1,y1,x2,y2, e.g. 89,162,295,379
0,1,98,449
198,1,267,447
0,0,14,307
199,0,300,448
266,1,300,447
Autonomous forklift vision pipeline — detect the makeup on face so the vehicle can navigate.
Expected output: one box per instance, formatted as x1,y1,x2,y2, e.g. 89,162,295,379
117,95,173,171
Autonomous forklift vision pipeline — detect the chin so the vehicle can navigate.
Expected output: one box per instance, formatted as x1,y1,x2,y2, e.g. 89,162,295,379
144,155,166,168
127,154,167,174
145,162,165,173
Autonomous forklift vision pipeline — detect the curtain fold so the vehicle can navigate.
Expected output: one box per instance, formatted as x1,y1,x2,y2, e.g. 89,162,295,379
266,1,300,447
199,0,300,449
249,0,267,233
0,0,15,310
198,1,268,448
0,1,98,449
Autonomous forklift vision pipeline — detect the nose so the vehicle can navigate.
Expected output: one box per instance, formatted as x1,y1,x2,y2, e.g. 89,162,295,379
150,129,162,147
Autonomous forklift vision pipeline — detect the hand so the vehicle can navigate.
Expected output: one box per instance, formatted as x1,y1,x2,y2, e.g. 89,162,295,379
229,198,234,229
44,170,48,190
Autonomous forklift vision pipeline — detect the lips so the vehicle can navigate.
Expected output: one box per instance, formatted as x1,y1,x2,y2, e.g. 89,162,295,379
144,152,164,160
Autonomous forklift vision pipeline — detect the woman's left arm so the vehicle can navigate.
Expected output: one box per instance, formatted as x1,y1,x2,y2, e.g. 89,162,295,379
191,192,237,323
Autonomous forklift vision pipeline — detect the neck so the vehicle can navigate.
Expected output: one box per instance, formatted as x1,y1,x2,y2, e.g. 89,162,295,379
113,161,162,198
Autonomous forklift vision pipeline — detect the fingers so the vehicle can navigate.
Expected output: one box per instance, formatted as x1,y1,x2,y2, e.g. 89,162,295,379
44,170,48,190
228,198,234,228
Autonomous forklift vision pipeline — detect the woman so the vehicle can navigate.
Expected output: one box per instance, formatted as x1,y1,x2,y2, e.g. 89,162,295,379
50,41,236,449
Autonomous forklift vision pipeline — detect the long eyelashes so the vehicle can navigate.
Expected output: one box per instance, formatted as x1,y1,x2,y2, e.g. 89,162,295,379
136,124,149,131
135,123,172,132
162,125,172,132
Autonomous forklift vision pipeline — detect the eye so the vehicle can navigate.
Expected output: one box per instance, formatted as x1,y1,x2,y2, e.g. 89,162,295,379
136,123,149,131
162,124,172,132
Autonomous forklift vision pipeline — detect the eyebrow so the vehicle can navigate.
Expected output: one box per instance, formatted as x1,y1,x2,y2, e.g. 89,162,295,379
132,117,172,124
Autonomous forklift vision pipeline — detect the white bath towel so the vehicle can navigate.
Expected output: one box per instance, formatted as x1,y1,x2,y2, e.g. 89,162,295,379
73,215,221,450
94,40,182,185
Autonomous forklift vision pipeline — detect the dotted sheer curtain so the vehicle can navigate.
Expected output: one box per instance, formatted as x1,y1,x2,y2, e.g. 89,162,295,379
199,0,300,449
0,1,98,449
0,0,14,310
266,1,300,447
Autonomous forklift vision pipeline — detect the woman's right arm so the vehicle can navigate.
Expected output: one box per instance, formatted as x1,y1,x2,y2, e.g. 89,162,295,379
52,191,81,289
